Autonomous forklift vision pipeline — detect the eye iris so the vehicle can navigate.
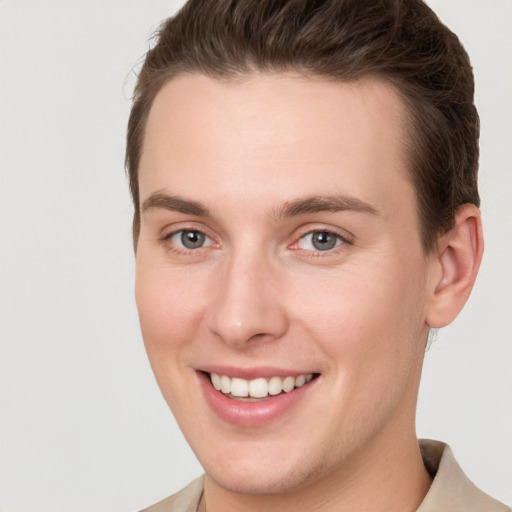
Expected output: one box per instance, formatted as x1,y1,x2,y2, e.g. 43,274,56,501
312,231,337,250
181,230,205,249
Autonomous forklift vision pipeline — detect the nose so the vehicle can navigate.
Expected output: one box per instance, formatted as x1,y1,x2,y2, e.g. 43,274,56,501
205,250,289,348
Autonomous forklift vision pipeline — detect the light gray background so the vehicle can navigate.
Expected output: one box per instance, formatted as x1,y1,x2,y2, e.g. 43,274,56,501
1,1,510,511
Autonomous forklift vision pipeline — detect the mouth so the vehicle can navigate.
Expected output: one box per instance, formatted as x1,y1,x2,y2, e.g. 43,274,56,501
198,369,320,426
207,372,316,400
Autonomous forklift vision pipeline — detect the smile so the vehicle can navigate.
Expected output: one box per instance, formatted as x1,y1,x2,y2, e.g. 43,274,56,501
198,369,320,426
209,372,314,399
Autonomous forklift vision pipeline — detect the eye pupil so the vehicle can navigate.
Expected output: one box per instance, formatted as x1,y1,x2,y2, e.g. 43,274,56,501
181,230,205,249
312,231,337,250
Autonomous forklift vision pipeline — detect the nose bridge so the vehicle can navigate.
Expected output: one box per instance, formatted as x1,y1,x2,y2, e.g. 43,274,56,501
206,244,288,347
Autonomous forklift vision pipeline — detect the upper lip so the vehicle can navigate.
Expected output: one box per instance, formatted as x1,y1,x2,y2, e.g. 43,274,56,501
197,366,318,380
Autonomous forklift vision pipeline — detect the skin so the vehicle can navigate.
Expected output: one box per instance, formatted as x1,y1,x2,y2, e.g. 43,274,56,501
135,74,483,512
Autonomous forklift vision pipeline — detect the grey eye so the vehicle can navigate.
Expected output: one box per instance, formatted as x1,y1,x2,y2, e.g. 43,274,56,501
168,229,211,250
180,230,206,249
298,231,343,251
311,232,338,250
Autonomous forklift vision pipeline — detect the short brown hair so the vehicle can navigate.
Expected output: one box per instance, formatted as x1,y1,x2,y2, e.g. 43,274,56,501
126,0,480,251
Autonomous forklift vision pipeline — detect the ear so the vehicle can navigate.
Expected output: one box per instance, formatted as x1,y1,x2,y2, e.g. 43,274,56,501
425,204,484,328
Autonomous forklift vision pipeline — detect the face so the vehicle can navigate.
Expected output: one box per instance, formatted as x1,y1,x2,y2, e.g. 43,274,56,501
136,74,436,495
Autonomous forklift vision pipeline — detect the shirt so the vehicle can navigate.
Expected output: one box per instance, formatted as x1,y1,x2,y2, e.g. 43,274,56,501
141,439,511,512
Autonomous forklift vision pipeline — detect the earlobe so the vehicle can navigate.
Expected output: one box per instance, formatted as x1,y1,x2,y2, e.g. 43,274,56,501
426,204,484,328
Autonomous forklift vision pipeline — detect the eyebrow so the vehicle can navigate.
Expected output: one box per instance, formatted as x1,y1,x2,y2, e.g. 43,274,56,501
141,192,379,219
141,193,210,217
274,195,380,218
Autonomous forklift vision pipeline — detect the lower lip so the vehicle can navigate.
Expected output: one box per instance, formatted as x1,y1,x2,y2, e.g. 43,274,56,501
198,372,316,427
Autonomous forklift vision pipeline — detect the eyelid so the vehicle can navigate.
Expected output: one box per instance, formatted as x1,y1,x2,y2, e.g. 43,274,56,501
161,220,215,239
161,224,219,253
289,225,353,253
162,226,206,240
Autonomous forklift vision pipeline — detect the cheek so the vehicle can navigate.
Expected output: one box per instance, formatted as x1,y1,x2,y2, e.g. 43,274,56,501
135,254,209,370
134,259,213,424
291,260,428,441
290,256,428,379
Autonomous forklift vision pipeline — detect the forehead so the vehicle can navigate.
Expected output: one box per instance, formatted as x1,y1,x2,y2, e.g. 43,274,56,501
138,73,415,225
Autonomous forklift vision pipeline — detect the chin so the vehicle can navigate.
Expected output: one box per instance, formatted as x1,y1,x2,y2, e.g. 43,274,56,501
199,441,330,497
207,464,321,496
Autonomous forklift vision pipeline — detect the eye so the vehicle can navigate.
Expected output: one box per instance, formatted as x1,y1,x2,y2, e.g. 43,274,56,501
297,230,344,251
167,229,214,250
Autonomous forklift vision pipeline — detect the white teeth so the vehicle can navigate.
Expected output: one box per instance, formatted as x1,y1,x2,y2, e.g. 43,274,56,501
282,376,295,393
295,374,306,387
248,378,268,398
211,373,222,390
268,376,283,396
209,372,315,398
231,378,249,397
221,375,231,394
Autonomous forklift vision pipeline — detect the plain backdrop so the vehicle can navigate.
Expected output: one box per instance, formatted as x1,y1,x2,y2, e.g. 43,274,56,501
0,1,510,511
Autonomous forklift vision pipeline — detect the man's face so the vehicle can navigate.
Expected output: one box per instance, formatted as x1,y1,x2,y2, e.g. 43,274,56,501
136,74,436,494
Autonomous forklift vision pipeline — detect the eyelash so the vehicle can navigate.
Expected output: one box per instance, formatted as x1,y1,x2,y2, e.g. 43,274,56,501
292,229,350,255
160,227,351,256
161,228,215,254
